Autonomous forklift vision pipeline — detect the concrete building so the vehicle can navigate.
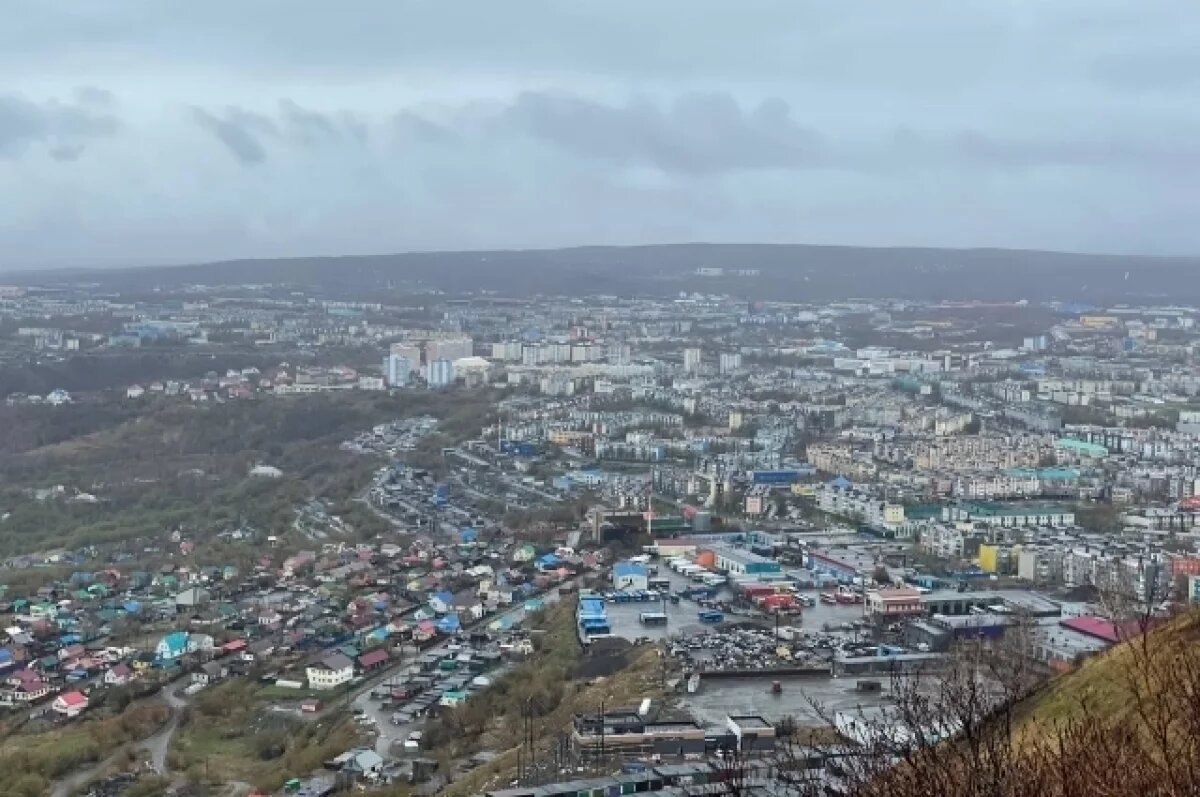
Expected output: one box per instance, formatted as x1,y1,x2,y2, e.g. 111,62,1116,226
426,335,473,362
383,354,411,387
719,352,742,375
865,586,923,618
425,358,455,388
683,347,703,374
943,502,1075,528
389,342,422,369
817,481,905,529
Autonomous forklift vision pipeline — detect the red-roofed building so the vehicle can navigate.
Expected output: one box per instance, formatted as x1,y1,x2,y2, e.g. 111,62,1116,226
358,649,388,671
220,638,247,655
52,690,89,717
1059,615,1146,644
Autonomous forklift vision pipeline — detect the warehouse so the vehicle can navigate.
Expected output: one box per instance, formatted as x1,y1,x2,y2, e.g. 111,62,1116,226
710,545,781,576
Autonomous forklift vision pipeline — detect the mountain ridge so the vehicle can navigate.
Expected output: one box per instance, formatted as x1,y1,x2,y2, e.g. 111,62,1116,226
10,242,1200,303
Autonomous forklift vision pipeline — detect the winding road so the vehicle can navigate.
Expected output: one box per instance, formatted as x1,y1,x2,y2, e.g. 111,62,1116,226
50,684,190,797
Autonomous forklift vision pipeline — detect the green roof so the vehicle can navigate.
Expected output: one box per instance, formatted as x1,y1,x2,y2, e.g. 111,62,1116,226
962,501,1073,517
1055,437,1108,456
904,503,945,520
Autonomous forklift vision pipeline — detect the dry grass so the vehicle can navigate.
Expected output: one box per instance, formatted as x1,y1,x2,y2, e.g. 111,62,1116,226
1014,610,1200,743
443,642,668,797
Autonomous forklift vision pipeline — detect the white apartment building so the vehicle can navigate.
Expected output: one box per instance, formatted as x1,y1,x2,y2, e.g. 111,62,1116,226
719,352,742,375
384,354,411,387
921,524,967,559
426,358,456,388
953,472,1041,500
817,482,905,529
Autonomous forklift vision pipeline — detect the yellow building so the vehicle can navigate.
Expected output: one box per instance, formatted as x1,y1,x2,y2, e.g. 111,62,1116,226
978,544,1001,573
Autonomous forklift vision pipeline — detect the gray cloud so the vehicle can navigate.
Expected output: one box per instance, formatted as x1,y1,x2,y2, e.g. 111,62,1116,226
189,106,276,164
193,101,370,162
0,91,118,158
280,99,342,145
500,92,824,174
3,0,1200,267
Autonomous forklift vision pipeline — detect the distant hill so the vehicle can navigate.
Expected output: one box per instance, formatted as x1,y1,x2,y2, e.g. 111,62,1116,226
16,243,1200,303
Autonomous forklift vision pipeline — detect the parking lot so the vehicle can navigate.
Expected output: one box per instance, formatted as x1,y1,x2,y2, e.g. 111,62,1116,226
601,566,870,643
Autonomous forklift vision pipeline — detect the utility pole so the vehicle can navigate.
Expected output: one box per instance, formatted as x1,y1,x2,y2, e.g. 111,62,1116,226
599,699,606,764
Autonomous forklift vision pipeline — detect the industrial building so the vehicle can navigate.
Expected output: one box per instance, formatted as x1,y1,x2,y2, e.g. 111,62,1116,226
613,560,649,591
710,545,781,577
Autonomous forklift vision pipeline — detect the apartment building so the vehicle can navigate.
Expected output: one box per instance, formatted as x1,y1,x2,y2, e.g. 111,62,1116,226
808,443,877,481
817,480,905,529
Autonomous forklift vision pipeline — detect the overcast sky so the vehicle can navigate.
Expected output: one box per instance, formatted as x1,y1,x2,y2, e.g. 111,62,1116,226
3,1,1199,268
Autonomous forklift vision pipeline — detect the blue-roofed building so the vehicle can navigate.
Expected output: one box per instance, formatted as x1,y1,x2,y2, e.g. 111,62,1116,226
430,591,454,613
435,614,461,634
459,528,479,544
537,553,561,570
488,614,516,632
829,475,853,489
612,561,649,591
155,631,189,665
577,592,610,635
363,627,389,644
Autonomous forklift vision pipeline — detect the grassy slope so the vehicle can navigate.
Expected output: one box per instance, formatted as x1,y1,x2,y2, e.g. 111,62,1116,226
1014,609,1200,740
441,603,668,797
0,702,171,797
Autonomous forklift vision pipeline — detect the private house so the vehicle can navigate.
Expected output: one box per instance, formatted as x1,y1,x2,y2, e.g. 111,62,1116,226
186,634,216,654
3,671,52,704
357,649,388,672
175,587,210,610
452,590,484,621
429,591,454,614
192,661,227,686
52,690,88,718
155,631,189,665
305,653,354,690
104,663,133,686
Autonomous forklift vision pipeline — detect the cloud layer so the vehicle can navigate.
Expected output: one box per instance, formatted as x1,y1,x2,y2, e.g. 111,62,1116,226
2,0,1199,268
